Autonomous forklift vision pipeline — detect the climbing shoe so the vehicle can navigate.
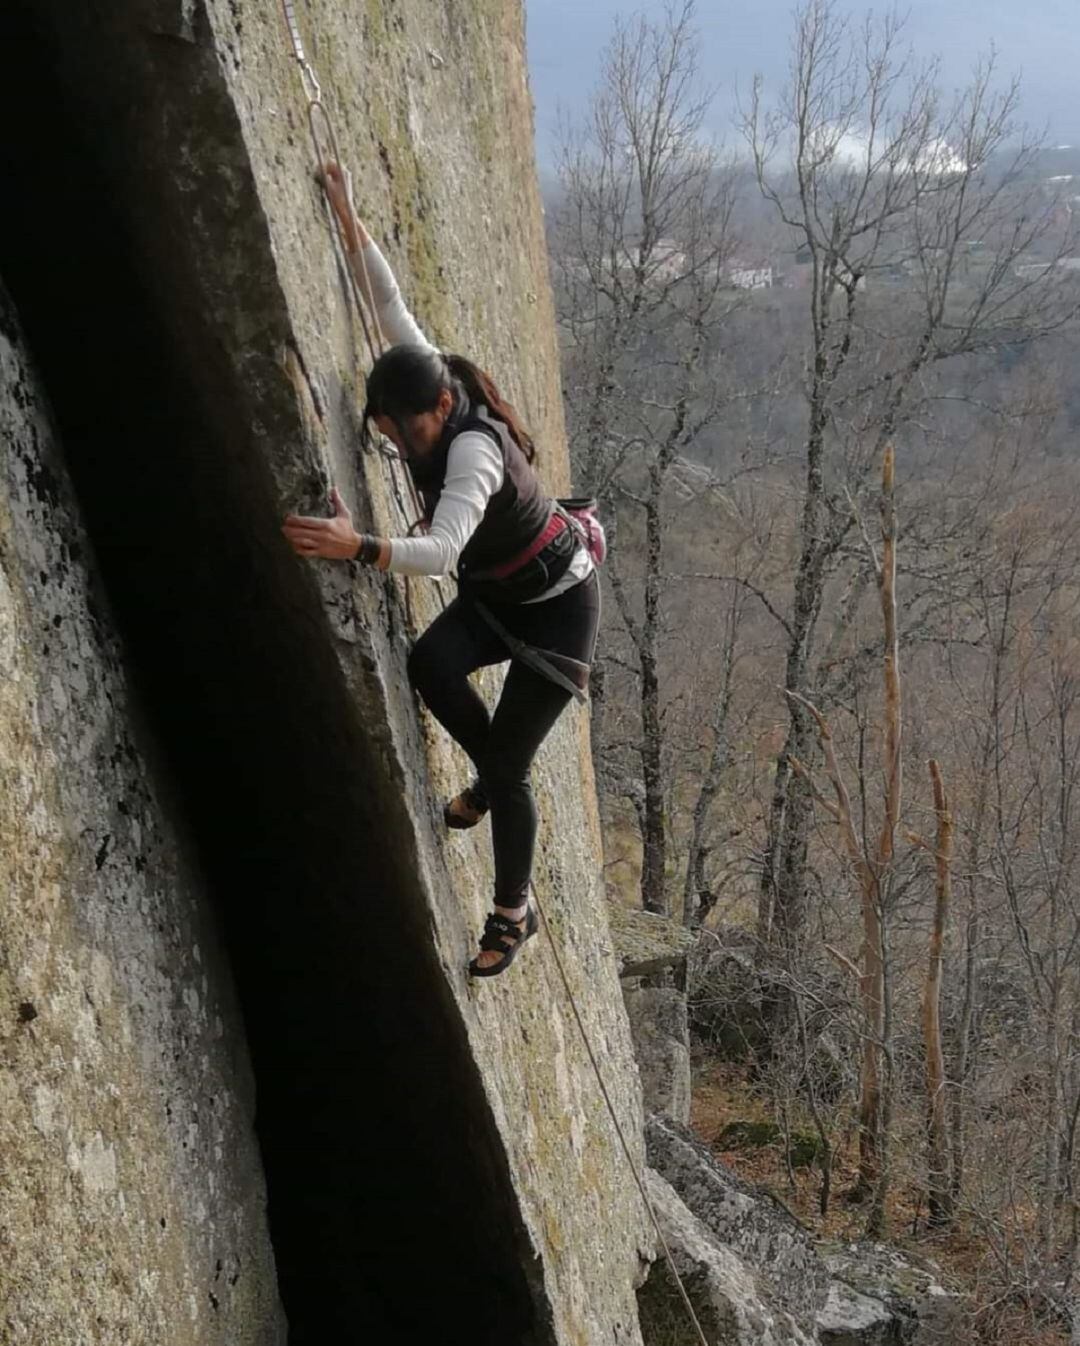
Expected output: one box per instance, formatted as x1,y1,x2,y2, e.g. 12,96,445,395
468,904,538,978
444,781,489,830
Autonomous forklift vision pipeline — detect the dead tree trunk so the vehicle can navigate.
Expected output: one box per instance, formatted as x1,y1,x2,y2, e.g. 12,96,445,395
637,440,673,914
787,445,902,1233
865,444,902,1235
922,759,954,1228
683,585,742,926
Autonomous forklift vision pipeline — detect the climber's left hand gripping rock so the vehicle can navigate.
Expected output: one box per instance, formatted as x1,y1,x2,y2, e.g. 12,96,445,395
282,487,389,566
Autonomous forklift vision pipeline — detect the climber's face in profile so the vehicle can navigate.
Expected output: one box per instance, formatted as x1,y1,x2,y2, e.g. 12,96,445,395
374,387,454,462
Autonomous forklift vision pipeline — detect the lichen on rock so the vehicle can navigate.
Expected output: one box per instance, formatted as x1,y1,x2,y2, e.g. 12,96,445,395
610,902,697,978
0,1,651,1342
0,284,284,1346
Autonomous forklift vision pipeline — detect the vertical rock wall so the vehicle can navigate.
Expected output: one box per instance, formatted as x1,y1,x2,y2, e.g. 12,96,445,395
200,4,653,1335
0,2,652,1343
0,288,284,1345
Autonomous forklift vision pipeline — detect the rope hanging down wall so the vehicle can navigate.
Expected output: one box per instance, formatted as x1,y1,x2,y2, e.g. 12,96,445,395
274,5,713,1342
277,0,439,585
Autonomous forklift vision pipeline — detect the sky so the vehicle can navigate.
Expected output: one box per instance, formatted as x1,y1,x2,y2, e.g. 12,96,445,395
525,0,1080,167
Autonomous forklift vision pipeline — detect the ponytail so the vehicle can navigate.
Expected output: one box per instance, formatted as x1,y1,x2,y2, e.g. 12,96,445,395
362,344,536,465
444,354,536,465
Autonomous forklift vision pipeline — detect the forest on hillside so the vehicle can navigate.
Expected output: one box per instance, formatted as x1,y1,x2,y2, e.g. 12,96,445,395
545,3,1080,1340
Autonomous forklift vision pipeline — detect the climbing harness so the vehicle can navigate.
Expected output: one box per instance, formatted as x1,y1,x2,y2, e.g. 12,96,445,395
277,5,706,1339
472,601,589,704
463,500,605,604
556,497,607,566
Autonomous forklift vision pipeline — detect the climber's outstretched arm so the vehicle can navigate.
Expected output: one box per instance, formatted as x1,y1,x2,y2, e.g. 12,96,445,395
320,162,434,352
319,162,370,252
281,432,502,575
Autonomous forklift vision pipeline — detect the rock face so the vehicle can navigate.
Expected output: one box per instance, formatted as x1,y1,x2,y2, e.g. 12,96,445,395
637,1171,818,1346
0,7,959,1343
609,902,696,978
640,1111,959,1346
624,986,693,1125
816,1245,961,1346
1,2,649,1343
0,288,285,1345
614,906,695,1128
646,1114,831,1336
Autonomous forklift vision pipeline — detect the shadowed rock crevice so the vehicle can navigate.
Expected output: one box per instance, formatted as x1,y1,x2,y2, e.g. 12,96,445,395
0,7,537,1343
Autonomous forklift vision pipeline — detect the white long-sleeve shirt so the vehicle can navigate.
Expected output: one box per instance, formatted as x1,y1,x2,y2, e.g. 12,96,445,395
349,242,593,600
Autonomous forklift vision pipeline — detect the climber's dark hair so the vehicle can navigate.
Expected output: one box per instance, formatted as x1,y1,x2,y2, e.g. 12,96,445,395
361,344,535,463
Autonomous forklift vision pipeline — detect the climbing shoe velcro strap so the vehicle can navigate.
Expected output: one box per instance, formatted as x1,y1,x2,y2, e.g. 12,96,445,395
479,915,525,952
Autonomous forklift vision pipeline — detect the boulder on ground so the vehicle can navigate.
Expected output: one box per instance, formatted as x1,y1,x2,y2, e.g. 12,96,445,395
624,987,693,1125
637,1169,818,1346
646,1114,831,1330
609,902,696,978
816,1242,961,1346
687,931,769,1059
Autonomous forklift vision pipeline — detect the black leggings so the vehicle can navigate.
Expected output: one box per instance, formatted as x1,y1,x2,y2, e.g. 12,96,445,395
407,572,601,904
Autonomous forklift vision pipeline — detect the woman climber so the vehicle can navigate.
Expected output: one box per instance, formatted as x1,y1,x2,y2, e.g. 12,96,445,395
282,162,601,979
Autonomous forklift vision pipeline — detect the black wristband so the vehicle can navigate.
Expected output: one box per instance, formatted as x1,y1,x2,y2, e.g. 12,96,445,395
355,534,383,566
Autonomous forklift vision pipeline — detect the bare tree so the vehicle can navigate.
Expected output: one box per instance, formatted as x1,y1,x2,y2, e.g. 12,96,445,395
911,758,954,1227
681,579,748,927
787,444,902,1234
741,0,1078,961
552,0,740,915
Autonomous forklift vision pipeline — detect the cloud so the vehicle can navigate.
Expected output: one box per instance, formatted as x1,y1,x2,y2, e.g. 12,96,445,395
812,126,966,176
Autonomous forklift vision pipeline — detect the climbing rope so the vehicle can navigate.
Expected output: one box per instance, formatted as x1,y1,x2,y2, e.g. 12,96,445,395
532,884,713,1346
279,0,383,365
278,0,441,616
278,4,708,1338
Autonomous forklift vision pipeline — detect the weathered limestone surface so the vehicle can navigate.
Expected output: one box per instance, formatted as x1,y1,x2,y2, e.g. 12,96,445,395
638,1170,818,1346
817,1244,961,1346
641,1110,960,1346
2,2,650,1342
610,900,696,978
646,1113,831,1334
624,987,693,1125
816,1281,899,1346
174,4,651,1338
0,290,284,1345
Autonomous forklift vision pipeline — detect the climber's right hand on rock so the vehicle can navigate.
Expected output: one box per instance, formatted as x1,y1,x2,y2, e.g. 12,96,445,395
318,161,351,215
317,161,370,250
282,489,390,568
282,487,362,560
